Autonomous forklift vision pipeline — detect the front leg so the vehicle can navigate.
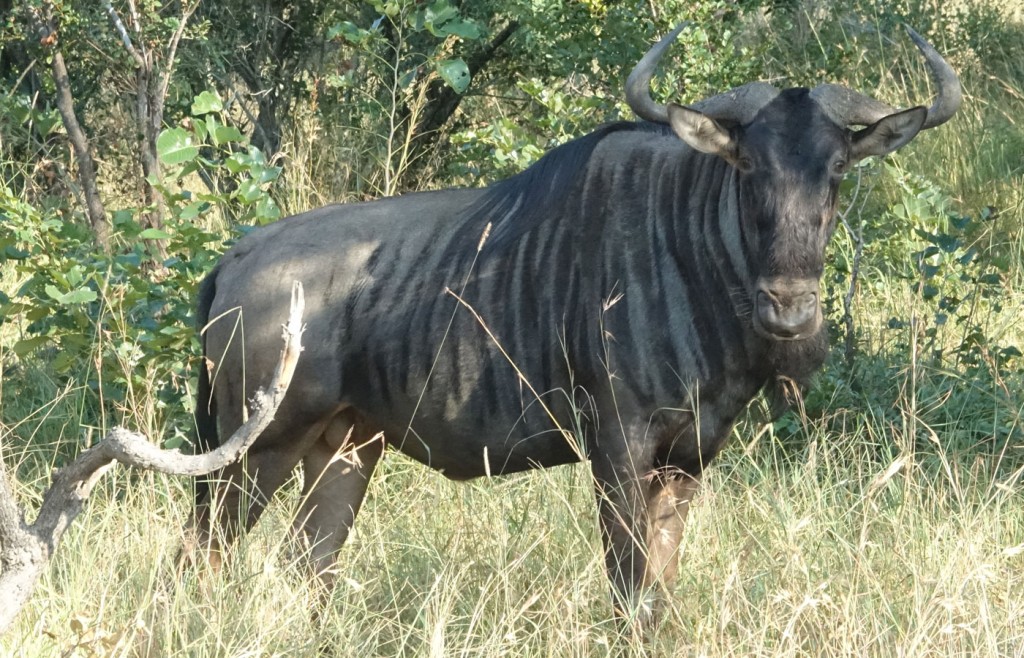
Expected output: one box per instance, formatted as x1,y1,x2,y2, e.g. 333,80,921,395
590,399,724,624
592,458,703,622
590,432,658,623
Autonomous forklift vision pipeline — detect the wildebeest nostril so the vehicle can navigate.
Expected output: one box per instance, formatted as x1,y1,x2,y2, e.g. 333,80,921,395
755,287,819,338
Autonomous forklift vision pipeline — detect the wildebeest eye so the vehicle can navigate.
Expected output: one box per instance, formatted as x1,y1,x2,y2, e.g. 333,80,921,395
831,159,847,175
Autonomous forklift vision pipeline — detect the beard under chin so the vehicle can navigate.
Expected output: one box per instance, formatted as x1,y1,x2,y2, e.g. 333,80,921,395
762,326,829,419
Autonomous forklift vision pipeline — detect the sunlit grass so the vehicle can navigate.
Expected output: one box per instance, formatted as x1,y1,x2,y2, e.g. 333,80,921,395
4,393,1024,656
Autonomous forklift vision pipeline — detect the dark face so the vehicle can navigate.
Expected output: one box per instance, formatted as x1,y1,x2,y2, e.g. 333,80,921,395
669,87,928,343
734,89,847,340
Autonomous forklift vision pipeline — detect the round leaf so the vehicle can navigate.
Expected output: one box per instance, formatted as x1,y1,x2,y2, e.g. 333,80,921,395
213,124,245,145
157,128,199,165
437,58,471,94
191,91,224,115
442,20,481,40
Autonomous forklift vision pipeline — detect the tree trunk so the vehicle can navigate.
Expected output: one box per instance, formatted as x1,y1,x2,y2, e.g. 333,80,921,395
49,48,110,251
135,59,169,261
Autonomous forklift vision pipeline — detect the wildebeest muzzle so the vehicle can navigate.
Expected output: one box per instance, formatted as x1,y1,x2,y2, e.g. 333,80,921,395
753,276,822,340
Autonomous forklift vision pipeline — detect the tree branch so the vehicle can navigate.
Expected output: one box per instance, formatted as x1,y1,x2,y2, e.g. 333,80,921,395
125,0,147,60
154,0,199,133
101,0,145,68
104,0,200,261
0,282,306,635
411,20,520,145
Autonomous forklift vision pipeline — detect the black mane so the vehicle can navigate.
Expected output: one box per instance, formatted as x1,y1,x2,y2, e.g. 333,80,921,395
461,120,673,255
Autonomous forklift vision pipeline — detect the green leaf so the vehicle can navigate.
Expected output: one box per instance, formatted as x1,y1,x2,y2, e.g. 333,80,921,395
13,335,51,356
224,154,248,174
3,245,29,260
0,299,26,315
25,305,49,322
978,273,1003,285
957,248,978,266
213,125,245,145
252,196,280,224
68,288,97,305
45,283,97,305
328,20,370,44
252,164,281,185
163,433,186,450
43,284,63,301
139,228,172,240
936,233,960,253
237,179,262,203
913,228,936,243
191,117,209,142
177,201,210,221
424,1,459,28
34,110,62,137
950,214,971,231
52,349,79,373
437,58,471,93
446,21,481,40
111,209,136,229
157,128,199,165
191,91,224,115
399,68,418,89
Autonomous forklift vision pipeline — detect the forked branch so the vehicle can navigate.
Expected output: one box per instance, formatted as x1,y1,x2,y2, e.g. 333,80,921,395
0,282,305,635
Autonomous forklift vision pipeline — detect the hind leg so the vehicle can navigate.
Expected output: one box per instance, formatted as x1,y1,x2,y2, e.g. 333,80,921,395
184,404,339,569
294,412,385,593
185,449,304,569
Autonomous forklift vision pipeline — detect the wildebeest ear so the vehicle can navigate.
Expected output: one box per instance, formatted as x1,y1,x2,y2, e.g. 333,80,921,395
668,103,736,160
850,106,928,162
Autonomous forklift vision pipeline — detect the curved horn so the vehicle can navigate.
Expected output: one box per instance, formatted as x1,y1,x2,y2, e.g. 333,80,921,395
625,22,689,124
809,25,961,129
905,25,962,129
626,23,780,125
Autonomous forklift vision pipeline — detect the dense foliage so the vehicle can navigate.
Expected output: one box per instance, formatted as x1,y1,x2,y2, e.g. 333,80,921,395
3,0,1021,453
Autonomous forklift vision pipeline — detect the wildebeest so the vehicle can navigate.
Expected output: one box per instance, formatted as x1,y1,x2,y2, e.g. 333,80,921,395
188,24,960,621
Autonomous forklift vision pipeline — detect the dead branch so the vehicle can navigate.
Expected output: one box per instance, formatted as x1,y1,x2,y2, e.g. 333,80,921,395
0,282,305,635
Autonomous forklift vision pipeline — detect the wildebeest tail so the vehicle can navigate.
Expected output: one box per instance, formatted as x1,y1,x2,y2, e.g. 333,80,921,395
193,266,220,505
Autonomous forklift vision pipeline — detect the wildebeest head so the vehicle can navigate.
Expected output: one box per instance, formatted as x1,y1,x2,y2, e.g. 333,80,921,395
627,24,961,341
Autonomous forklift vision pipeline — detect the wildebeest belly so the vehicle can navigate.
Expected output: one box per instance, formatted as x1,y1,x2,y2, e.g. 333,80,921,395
341,324,588,479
